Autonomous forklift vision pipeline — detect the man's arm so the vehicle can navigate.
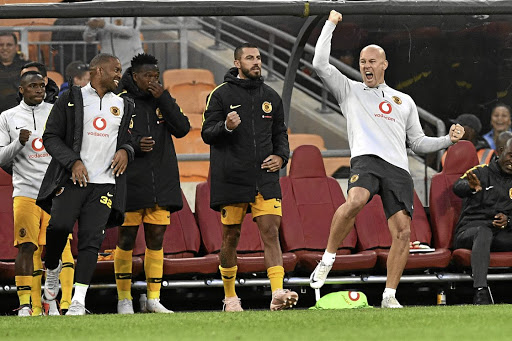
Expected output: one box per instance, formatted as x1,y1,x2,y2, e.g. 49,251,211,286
156,90,190,138
0,115,24,167
201,85,232,145
453,167,483,198
270,99,289,168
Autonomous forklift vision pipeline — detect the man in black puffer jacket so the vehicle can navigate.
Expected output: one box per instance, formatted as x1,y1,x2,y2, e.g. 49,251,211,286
114,53,190,314
202,43,296,312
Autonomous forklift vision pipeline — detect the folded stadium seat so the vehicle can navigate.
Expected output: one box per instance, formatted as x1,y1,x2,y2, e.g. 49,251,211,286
279,145,377,274
172,128,210,182
162,68,215,91
0,169,16,283
47,70,64,89
133,190,219,276
354,193,452,271
195,171,297,274
429,141,512,268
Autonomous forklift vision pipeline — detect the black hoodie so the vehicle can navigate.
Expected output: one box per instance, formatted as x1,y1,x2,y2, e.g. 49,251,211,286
202,67,289,211
118,67,190,213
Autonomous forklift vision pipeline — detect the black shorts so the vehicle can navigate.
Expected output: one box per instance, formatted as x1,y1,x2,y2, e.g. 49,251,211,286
348,155,414,219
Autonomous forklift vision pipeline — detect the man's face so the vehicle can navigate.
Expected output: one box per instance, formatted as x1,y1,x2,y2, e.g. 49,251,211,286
491,106,511,134
359,45,388,88
19,75,45,106
235,47,262,80
133,65,160,93
100,58,122,92
498,142,512,174
74,71,90,87
0,35,17,65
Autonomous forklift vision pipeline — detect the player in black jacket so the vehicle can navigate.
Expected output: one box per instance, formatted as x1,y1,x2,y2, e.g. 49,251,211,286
202,43,296,312
453,137,512,304
114,54,190,314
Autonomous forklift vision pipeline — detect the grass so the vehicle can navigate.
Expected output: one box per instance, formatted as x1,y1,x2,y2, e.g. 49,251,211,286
1,306,512,341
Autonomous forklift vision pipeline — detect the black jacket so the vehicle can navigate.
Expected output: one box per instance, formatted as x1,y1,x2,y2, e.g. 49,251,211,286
36,86,135,228
202,67,289,211
118,68,190,212
0,54,27,113
453,159,512,232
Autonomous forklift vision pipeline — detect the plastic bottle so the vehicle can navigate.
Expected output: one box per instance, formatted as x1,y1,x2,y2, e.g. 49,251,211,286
437,290,446,305
139,293,147,312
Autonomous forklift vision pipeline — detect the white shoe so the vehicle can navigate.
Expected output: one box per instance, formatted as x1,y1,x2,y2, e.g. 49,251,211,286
42,295,60,315
310,261,333,289
65,300,86,316
44,260,62,301
381,296,403,308
117,299,134,314
146,298,173,313
17,305,32,317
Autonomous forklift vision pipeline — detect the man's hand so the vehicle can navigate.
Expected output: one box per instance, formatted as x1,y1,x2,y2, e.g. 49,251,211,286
140,136,155,152
226,111,241,131
493,213,508,229
71,160,89,187
111,149,128,177
87,18,105,29
449,123,465,143
328,10,342,25
466,171,482,192
18,129,31,146
148,82,164,99
261,155,283,173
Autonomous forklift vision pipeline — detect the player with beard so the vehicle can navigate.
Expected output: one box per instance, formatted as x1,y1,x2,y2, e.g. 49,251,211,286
202,43,298,312
36,53,135,315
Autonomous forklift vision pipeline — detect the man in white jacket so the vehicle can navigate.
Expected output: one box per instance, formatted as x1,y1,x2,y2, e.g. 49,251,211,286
309,10,465,308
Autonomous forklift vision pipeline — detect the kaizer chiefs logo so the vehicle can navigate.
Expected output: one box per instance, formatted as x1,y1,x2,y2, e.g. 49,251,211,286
350,174,359,183
156,108,163,119
31,138,44,152
221,208,227,218
93,117,107,131
392,96,402,105
110,106,120,116
55,187,65,197
378,101,392,114
262,101,272,114
19,228,26,238
509,188,512,199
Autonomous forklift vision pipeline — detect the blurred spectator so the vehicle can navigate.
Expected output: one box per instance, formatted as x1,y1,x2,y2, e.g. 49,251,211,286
59,60,90,95
483,103,512,150
0,32,29,113
19,61,59,104
495,131,512,155
442,113,494,166
83,17,143,72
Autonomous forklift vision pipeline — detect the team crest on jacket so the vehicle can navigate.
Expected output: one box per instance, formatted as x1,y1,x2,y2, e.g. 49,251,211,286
111,106,120,116
55,187,65,197
509,188,512,199
156,108,163,119
19,228,26,238
350,174,359,183
392,96,402,105
262,101,272,114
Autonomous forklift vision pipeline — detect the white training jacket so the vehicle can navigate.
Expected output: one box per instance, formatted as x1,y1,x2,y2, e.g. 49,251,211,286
0,100,52,199
313,20,452,173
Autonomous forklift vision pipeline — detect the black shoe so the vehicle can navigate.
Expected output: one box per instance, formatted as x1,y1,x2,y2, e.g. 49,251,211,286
473,287,493,305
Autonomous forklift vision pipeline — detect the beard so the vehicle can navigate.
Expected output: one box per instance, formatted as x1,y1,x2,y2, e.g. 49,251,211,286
241,66,261,80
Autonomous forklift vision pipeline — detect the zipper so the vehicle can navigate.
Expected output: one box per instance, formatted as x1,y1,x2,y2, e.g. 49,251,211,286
146,109,157,203
31,107,36,130
251,89,259,192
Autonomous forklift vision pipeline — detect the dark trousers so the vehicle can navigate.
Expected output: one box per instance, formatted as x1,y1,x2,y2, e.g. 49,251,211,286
454,224,512,288
45,179,115,285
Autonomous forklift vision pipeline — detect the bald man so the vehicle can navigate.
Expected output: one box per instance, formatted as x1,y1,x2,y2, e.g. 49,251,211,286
309,10,464,308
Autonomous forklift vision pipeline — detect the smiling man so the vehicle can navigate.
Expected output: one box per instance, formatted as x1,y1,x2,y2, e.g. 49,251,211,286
309,10,465,308
36,53,135,315
0,32,29,113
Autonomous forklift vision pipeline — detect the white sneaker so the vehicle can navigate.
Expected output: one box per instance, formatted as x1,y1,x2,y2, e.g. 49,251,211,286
17,305,32,317
44,260,62,301
117,299,134,314
42,295,60,315
65,300,86,316
381,296,403,308
310,261,333,289
146,298,173,313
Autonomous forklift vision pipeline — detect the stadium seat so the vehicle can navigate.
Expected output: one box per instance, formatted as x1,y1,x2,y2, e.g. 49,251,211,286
0,169,16,283
279,145,377,274
47,70,64,88
162,68,215,91
133,190,219,276
170,82,215,117
195,171,297,274
172,129,210,182
354,193,452,271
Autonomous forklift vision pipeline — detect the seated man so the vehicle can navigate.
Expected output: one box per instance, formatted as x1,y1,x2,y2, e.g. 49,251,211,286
453,138,512,304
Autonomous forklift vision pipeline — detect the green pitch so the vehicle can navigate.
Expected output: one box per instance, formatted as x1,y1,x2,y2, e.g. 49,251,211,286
1,306,511,340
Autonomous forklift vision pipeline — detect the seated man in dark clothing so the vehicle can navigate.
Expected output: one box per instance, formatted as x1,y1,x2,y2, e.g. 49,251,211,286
453,138,512,304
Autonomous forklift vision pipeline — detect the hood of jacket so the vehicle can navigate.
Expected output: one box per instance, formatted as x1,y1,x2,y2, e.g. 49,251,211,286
118,67,153,99
224,67,264,90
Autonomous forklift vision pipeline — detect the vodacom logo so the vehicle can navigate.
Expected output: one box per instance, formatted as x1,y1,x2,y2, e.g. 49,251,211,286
93,117,107,131
31,138,44,152
379,101,392,114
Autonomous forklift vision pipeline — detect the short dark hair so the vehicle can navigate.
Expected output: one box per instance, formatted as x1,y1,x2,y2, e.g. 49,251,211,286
89,53,118,69
20,70,43,85
234,43,258,60
21,61,47,77
131,53,159,73
0,32,17,45
65,60,89,80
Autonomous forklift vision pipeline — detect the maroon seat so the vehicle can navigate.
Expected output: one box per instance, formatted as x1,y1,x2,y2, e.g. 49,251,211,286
279,145,377,273
133,191,219,276
355,193,451,270
0,169,16,283
195,172,297,273
430,140,512,268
